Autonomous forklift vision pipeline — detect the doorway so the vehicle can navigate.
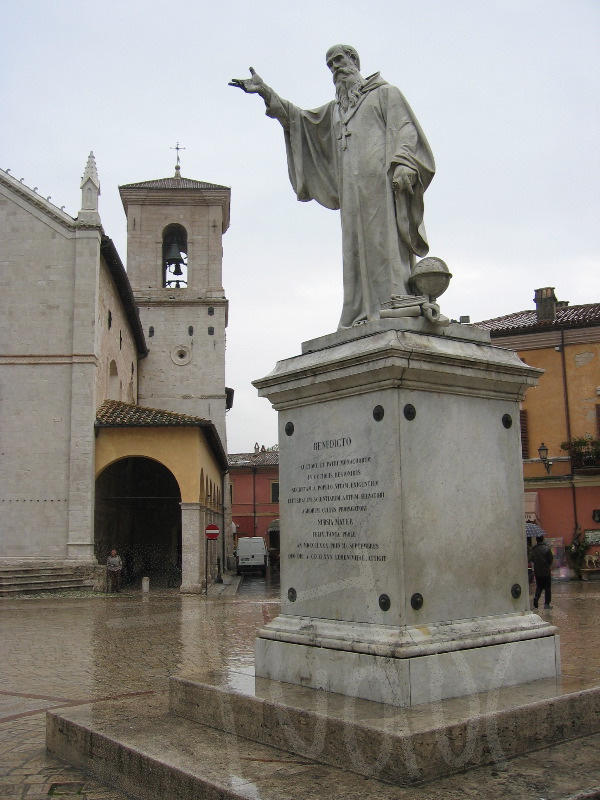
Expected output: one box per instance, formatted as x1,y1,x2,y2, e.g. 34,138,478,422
95,457,182,588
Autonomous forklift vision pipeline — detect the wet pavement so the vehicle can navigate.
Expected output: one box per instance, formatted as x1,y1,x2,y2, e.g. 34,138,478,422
1,576,599,799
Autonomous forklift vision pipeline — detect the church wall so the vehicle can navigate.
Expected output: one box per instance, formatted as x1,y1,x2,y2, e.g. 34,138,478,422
1,164,231,572
95,257,139,406
0,187,77,355
0,363,73,557
0,183,81,558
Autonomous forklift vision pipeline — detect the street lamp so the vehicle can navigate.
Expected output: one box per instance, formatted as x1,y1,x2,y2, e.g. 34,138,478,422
538,443,552,474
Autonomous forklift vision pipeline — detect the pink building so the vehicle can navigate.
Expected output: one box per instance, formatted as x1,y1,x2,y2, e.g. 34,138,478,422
229,447,280,567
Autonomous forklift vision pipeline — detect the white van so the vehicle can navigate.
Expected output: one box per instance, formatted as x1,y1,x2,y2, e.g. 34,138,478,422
236,537,268,575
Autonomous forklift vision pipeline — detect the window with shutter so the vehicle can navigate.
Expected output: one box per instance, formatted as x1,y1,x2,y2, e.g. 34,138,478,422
520,410,529,460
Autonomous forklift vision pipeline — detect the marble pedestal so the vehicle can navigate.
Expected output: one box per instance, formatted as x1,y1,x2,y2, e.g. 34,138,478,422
253,319,560,706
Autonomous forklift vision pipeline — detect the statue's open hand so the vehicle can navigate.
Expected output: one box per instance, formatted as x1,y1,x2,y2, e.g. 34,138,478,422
392,166,416,196
228,67,265,93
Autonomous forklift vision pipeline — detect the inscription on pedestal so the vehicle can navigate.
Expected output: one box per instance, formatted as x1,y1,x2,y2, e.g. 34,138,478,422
280,399,400,624
289,447,387,564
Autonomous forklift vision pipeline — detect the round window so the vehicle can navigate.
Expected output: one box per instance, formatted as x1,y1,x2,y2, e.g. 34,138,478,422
170,345,192,365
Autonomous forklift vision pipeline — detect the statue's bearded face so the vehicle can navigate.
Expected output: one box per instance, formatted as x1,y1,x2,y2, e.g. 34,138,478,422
326,48,362,111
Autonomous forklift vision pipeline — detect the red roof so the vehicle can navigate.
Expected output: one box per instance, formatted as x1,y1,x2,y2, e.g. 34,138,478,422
476,303,600,336
229,451,279,467
96,400,210,427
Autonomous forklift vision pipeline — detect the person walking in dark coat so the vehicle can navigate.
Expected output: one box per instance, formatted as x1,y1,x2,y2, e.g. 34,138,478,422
532,535,554,609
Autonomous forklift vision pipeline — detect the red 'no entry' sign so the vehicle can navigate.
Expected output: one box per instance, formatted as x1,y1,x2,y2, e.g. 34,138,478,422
205,524,220,540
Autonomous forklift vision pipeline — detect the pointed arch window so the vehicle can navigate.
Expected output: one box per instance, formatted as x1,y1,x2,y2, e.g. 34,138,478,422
163,223,188,288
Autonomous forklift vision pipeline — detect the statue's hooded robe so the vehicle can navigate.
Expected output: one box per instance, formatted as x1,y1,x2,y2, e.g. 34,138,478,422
266,73,435,329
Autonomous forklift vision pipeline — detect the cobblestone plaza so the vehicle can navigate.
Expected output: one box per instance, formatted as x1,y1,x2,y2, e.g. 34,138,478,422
1,578,599,799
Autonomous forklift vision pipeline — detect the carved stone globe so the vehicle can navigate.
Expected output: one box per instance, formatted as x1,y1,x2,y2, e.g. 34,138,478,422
409,257,452,301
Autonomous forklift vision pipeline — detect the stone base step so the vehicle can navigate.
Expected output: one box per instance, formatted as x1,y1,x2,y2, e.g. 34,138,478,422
170,671,600,786
47,693,410,800
47,670,600,798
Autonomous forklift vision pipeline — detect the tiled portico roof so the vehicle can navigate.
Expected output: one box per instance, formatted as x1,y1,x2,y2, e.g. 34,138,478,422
229,451,279,467
96,400,210,427
476,303,600,336
95,401,227,470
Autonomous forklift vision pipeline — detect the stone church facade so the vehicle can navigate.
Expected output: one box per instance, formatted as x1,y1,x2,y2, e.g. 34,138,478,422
0,154,232,592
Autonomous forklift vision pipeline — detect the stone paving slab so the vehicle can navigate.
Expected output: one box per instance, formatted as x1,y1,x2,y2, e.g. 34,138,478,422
0,578,599,798
44,692,600,800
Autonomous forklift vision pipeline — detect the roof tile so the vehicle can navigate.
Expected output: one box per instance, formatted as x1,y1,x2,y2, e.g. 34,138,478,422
228,451,279,467
476,303,600,335
96,400,209,427
119,177,229,191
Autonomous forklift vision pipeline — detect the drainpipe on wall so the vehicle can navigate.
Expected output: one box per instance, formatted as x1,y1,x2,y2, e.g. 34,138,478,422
253,465,257,536
221,471,227,572
559,326,579,532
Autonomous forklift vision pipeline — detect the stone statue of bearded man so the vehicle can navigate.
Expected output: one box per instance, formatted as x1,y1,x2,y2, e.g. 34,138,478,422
230,45,436,330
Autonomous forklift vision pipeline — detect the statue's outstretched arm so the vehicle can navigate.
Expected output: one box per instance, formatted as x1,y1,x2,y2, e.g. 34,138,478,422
229,68,272,105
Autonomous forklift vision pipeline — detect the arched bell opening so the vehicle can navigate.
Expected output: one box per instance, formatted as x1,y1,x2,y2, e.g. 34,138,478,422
162,223,188,288
94,456,182,589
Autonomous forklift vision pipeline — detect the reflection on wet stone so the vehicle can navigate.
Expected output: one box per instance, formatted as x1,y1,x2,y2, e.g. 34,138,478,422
0,582,598,797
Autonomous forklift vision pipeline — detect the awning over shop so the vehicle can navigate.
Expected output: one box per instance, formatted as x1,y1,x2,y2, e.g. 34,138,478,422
267,519,280,532
524,492,539,523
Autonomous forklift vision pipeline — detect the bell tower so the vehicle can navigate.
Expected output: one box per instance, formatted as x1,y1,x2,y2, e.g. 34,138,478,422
119,161,231,447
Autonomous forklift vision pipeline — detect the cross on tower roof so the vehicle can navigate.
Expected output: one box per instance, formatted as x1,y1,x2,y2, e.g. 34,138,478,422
170,142,186,178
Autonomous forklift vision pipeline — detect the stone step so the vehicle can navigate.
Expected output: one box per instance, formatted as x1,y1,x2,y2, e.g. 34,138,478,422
0,566,70,576
0,572,85,584
0,579,94,595
47,670,600,798
46,693,410,800
169,671,600,786
0,565,95,594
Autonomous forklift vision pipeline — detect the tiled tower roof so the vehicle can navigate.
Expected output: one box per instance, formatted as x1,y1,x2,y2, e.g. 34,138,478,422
119,176,229,191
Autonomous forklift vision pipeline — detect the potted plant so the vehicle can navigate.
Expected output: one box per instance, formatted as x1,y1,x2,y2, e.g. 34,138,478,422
565,526,588,579
560,435,600,471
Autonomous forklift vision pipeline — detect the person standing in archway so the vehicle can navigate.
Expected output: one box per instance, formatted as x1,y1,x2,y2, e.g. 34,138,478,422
107,549,123,593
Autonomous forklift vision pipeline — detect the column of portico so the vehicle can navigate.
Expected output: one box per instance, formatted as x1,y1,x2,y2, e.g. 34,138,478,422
180,502,207,593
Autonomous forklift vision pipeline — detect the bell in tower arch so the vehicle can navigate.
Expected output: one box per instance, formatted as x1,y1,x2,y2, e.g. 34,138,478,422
163,224,188,288
165,243,184,276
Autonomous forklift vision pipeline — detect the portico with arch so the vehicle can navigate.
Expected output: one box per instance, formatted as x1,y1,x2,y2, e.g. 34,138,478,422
95,401,227,593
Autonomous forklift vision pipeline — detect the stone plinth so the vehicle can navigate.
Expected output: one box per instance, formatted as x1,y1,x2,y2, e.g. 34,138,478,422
253,320,559,705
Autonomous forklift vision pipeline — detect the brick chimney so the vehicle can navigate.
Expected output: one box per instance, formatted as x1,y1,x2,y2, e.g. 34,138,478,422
533,287,558,322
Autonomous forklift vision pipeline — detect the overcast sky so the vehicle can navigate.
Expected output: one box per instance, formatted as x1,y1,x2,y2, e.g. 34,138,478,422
2,0,599,453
